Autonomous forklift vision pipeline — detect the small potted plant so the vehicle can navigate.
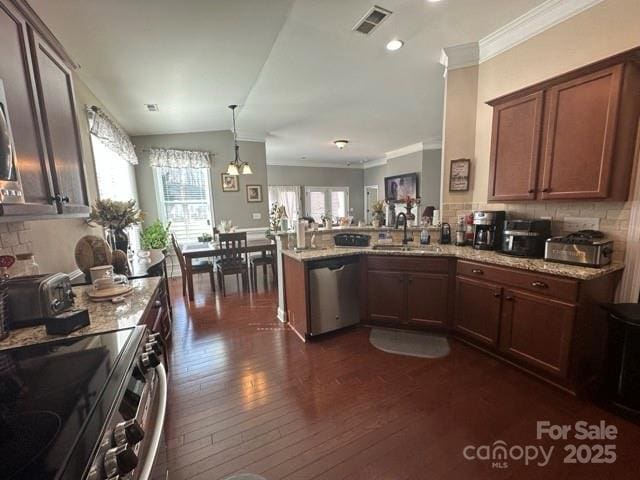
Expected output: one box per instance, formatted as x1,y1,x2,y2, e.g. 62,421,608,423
321,213,333,229
197,232,213,243
89,199,144,252
140,220,171,255
371,200,385,228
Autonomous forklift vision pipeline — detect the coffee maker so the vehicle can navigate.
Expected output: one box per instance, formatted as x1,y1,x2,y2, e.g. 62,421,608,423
472,211,505,250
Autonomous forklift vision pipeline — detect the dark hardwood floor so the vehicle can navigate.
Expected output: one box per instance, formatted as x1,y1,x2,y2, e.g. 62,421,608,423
163,275,640,479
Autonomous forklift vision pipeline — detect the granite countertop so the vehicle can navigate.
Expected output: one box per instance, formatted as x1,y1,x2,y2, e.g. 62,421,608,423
276,225,441,236
282,245,624,281
0,277,161,351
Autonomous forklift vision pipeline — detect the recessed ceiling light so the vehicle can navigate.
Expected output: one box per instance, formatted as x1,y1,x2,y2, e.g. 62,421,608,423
334,140,349,149
386,40,404,51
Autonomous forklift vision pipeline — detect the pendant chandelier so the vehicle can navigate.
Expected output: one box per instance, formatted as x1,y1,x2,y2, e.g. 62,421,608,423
226,105,252,175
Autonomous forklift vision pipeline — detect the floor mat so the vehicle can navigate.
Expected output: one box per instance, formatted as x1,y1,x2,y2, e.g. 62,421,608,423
369,328,450,359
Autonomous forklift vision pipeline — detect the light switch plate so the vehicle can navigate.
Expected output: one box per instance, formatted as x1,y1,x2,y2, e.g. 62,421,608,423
252,213,262,220
563,217,600,232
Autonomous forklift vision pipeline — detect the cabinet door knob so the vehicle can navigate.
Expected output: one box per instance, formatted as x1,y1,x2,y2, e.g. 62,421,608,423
471,269,483,275
504,295,514,301
542,188,551,193
493,292,501,298
531,281,548,289
528,189,535,194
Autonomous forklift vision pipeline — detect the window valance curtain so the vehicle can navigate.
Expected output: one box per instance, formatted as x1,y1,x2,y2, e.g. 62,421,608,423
86,106,138,165
148,148,211,169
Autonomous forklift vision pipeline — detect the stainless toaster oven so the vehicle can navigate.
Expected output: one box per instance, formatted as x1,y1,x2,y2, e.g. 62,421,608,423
6,273,75,328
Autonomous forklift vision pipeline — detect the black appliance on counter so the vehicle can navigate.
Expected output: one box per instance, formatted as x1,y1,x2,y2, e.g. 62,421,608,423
440,223,451,245
472,211,505,250
0,326,168,480
334,233,370,247
501,219,551,258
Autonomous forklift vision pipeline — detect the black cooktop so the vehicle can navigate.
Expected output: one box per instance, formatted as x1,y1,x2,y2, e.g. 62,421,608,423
0,328,140,480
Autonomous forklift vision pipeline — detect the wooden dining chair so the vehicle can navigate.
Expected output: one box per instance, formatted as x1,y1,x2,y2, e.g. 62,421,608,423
216,232,249,296
250,253,277,289
171,233,215,296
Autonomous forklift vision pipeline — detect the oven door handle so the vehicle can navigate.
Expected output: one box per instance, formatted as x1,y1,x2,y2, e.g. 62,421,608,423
138,363,168,480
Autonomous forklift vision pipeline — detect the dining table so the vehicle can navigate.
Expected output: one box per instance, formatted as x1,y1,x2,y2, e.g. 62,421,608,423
180,238,277,301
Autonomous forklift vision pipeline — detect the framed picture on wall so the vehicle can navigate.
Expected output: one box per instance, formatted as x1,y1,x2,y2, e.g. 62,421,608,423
449,158,470,192
221,173,239,192
246,184,263,203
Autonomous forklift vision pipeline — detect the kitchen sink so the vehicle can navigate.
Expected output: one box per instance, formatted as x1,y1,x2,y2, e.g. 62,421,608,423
372,244,442,253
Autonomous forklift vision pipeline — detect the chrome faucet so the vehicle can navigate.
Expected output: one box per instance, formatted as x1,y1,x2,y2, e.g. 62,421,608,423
395,212,413,245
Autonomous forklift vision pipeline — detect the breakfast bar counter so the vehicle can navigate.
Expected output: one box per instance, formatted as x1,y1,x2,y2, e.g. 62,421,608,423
0,277,162,351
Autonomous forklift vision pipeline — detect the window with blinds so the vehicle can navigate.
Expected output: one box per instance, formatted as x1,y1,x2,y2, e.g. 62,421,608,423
154,166,213,244
90,134,141,251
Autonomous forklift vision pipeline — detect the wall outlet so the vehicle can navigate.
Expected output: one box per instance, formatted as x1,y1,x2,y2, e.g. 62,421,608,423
252,213,262,220
563,217,600,232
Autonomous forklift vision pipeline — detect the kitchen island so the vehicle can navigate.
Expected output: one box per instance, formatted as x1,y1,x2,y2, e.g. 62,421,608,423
278,231,624,395
0,277,168,351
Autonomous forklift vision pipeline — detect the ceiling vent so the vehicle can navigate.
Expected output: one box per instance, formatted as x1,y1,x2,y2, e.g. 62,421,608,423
353,5,392,35
145,104,159,112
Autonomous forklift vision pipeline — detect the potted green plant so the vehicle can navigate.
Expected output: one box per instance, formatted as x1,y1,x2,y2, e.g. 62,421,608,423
140,220,172,254
89,199,144,252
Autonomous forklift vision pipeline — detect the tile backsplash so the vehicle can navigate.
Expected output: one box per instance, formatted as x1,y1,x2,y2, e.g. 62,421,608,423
442,201,631,262
0,222,35,275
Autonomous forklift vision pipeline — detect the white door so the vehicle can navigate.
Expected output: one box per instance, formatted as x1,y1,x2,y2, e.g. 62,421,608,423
365,185,379,223
304,187,349,224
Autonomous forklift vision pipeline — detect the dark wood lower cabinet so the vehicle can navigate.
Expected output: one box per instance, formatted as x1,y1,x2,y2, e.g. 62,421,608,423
454,276,502,347
367,270,404,326
499,288,575,377
406,273,449,328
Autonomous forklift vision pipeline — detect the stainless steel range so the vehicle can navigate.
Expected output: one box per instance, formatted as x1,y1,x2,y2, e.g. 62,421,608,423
0,326,168,480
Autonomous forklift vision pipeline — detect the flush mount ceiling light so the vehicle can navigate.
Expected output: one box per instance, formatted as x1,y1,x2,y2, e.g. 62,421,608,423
226,105,252,176
386,39,404,51
334,140,349,150
427,0,443,3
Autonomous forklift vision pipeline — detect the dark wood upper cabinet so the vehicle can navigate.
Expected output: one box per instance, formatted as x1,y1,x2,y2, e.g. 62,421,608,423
29,30,89,215
499,289,575,378
488,91,543,201
0,1,56,216
540,66,622,200
488,49,640,202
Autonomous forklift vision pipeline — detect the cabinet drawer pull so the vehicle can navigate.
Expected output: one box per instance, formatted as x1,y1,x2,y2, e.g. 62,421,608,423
471,269,483,275
542,188,551,193
504,295,514,301
531,281,548,289
528,189,535,194
492,292,501,298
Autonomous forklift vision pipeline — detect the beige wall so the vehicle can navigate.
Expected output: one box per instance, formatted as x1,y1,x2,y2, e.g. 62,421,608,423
21,74,106,275
134,131,269,229
441,0,640,261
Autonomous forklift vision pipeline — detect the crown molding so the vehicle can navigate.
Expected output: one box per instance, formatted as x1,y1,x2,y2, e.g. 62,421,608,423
478,0,604,63
440,43,479,71
384,142,424,161
267,159,365,169
362,158,388,169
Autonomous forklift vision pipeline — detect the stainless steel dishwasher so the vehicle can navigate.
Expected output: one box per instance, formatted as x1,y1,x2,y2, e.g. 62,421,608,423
308,256,360,336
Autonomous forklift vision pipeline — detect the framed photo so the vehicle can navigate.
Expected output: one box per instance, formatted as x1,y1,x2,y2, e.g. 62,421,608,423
221,173,239,192
246,184,263,203
384,173,418,203
449,158,470,192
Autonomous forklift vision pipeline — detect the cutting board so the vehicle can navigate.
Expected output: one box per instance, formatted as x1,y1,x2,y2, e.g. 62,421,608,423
87,285,134,301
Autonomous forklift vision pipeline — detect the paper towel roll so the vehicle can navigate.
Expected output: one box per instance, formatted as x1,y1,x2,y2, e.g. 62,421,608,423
296,220,307,249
